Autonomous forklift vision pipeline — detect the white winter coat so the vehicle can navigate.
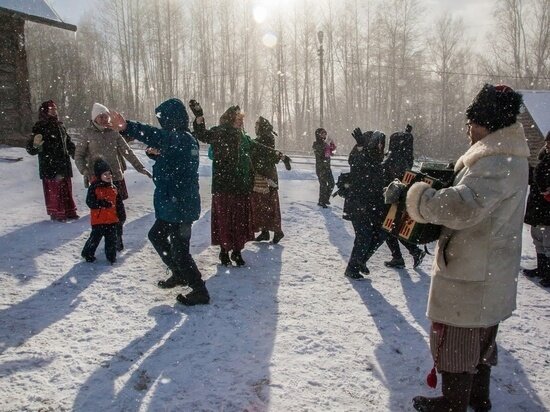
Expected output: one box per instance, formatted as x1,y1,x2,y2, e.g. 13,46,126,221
406,123,529,328
75,125,148,182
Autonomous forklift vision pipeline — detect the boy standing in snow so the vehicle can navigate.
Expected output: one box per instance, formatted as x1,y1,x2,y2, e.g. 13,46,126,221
81,159,125,264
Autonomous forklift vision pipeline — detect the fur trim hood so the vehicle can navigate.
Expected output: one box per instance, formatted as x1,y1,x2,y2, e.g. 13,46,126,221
454,122,529,172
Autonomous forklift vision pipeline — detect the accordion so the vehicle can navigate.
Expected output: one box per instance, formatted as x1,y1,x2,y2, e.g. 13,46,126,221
382,167,453,245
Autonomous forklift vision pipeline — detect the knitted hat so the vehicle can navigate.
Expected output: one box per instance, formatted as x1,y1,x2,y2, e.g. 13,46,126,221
93,158,112,178
465,84,523,132
91,103,109,121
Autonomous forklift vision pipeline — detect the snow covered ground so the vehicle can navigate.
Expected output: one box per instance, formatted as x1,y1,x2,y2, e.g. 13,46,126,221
0,145,548,412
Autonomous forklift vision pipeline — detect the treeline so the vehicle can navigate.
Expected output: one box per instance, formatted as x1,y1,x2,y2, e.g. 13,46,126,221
24,0,550,160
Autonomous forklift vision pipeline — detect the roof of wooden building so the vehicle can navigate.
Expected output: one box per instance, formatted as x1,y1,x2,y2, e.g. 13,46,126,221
0,0,76,31
518,89,550,139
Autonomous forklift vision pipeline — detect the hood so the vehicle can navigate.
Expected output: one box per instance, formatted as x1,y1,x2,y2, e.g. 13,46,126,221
155,98,189,131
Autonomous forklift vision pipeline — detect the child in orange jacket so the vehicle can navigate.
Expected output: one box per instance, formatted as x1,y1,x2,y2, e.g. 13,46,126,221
81,159,125,264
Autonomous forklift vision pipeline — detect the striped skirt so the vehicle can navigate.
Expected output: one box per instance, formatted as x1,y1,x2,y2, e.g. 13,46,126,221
430,322,499,374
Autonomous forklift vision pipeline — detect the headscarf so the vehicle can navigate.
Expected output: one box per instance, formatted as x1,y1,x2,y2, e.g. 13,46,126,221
38,100,59,122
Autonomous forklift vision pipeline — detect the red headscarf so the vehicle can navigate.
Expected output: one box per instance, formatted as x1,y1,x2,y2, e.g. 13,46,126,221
38,100,59,122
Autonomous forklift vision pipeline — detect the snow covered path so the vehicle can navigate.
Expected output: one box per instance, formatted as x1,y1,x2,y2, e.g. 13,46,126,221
0,146,548,411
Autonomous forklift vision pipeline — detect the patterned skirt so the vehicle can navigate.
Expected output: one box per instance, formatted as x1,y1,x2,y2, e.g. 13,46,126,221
430,322,499,374
211,193,254,251
250,190,282,233
42,177,78,220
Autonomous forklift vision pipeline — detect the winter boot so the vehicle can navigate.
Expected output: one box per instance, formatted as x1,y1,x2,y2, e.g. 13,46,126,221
317,202,328,208
413,250,427,268
230,250,246,266
176,282,210,306
83,255,96,263
384,257,405,269
255,230,270,242
219,250,232,266
116,237,124,252
358,262,370,275
158,270,188,289
345,269,365,280
538,255,550,287
469,364,492,412
413,371,474,412
523,253,544,278
272,231,285,244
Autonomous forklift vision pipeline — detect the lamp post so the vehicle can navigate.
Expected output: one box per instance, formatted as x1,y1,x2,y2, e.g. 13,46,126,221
317,30,324,128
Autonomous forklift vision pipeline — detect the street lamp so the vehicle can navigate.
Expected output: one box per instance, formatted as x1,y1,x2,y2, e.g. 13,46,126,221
317,30,324,128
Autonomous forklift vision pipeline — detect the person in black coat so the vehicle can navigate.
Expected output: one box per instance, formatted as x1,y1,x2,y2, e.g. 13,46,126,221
523,131,550,287
343,129,388,280
382,126,426,269
312,128,336,207
26,100,78,221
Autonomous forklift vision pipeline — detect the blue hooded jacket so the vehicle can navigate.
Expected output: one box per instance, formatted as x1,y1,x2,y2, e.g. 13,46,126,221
123,98,201,223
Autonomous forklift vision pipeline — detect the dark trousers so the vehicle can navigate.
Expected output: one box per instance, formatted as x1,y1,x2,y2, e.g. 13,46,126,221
317,169,335,205
148,219,203,288
82,224,118,262
347,220,387,274
386,236,422,259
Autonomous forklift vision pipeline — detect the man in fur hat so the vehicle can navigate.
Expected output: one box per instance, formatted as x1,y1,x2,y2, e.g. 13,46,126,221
406,84,529,412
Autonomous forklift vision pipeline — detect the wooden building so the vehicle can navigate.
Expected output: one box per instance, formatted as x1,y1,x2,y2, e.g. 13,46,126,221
518,90,550,167
0,0,76,146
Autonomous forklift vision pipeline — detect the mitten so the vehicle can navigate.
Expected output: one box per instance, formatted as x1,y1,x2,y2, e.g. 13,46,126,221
283,155,292,171
351,128,363,144
98,200,112,208
188,100,204,117
384,179,407,204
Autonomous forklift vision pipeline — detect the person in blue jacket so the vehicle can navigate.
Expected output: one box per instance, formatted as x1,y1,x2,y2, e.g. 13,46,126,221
104,99,209,306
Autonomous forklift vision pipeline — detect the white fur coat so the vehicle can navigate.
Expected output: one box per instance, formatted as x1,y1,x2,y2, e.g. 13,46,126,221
406,123,530,328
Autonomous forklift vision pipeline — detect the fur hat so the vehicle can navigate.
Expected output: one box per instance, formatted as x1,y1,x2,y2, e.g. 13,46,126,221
466,84,523,132
93,158,112,178
91,103,109,121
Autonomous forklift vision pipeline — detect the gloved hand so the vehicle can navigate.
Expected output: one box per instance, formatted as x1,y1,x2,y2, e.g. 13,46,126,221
98,200,112,208
189,100,204,118
351,127,363,144
283,155,292,170
384,179,407,204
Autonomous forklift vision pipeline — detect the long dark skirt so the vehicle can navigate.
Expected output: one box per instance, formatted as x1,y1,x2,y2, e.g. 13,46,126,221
42,177,78,220
211,193,254,251
250,190,282,233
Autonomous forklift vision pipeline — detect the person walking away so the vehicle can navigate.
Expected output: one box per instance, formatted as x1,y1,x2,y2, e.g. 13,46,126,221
81,159,124,264
104,99,209,306
343,129,388,280
405,84,528,412
382,126,426,269
75,103,152,251
26,100,78,221
250,116,291,244
312,128,336,208
523,131,550,287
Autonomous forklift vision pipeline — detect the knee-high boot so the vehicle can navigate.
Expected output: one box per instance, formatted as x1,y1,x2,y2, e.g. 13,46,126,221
413,371,474,412
469,364,492,411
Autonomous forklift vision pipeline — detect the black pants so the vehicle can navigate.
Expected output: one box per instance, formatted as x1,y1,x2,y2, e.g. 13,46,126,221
386,236,421,260
346,220,387,274
148,219,203,288
82,224,117,262
317,168,335,205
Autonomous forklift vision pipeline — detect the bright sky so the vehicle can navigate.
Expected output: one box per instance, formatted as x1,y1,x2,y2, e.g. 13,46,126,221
48,0,497,50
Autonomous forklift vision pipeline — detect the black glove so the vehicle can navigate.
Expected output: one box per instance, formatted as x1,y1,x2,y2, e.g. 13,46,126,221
189,100,204,117
283,155,292,171
351,127,363,144
98,200,112,208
